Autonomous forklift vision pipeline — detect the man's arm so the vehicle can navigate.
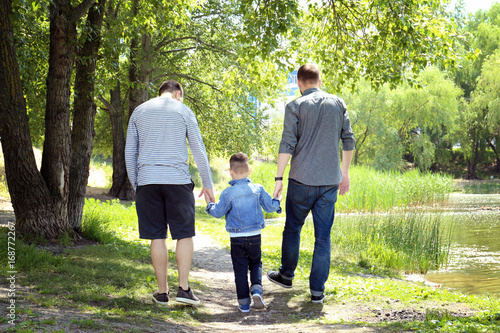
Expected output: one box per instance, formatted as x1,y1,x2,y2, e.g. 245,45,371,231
339,150,353,195
124,117,138,190
185,111,215,202
273,153,291,198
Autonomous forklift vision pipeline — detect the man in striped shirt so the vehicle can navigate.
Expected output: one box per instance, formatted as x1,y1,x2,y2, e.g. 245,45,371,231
125,80,214,306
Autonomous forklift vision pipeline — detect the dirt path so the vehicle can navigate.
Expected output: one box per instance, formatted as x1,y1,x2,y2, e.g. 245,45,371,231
188,234,388,332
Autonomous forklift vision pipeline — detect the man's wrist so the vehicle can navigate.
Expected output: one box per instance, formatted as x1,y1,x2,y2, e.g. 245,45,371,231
275,177,283,181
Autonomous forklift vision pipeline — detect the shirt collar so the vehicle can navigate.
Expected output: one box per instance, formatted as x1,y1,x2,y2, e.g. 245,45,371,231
229,177,251,186
302,87,321,96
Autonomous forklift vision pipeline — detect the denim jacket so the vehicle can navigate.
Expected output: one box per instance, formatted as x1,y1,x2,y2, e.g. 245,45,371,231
205,178,281,233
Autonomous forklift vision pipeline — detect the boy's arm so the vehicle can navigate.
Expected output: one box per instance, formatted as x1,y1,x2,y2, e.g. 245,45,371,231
205,191,231,218
259,186,282,214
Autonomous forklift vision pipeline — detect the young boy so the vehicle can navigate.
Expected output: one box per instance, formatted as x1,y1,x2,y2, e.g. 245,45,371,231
204,152,281,313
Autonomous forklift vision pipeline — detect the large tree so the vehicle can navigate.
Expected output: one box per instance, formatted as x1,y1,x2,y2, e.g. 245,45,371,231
1,0,99,239
452,3,500,178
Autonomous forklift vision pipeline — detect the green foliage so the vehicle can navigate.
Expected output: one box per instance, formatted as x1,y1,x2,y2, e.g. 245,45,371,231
295,0,460,91
11,0,49,147
259,113,284,161
341,67,461,171
371,127,405,171
412,133,436,171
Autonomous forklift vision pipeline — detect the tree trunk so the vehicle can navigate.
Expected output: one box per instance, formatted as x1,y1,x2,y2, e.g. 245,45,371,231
0,0,62,239
101,84,135,200
68,0,106,232
488,136,500,174
40,1,78,230
127,0,151,116
128,32,151,116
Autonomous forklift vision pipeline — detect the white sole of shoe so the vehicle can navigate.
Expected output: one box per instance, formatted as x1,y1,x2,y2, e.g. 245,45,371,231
311,296,325,304
252,294,265,309
175,297,201,305
267,273,292,289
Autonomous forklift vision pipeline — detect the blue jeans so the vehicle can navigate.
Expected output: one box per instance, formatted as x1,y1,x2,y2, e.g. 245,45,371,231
230,235,263,305
279,179,338,295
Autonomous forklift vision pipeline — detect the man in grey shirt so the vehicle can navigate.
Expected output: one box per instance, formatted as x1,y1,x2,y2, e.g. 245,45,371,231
267,64,355,303
126,80,214,306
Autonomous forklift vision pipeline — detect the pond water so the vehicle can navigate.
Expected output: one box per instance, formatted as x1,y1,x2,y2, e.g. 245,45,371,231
425,193,500,297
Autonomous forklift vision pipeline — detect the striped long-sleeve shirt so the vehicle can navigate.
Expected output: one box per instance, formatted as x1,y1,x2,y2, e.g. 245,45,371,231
125,96,213,190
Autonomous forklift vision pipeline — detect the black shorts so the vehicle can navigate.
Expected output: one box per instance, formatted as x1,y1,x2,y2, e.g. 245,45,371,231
135,182,195,240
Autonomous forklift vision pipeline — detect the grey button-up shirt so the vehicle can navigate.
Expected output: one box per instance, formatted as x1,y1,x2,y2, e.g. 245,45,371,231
279,87,356,186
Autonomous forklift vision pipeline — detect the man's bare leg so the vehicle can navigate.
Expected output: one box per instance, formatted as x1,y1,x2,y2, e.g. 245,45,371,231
176,237,193,290
151,239,169,294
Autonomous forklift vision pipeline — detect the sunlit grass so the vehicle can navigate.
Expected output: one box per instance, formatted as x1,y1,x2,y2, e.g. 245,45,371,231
88,157,113,188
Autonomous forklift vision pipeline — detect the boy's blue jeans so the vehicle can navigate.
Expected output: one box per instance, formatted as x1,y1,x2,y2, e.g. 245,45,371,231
230,234,263,305
279,179,338,295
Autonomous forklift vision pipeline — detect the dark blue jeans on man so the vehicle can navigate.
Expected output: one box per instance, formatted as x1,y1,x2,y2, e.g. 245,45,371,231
230,234,263,305
279,179,338,297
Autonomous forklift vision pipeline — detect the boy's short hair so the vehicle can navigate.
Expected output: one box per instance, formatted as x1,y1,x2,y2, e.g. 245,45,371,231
297,64,320,85
230,152,250,175
159,80,183,97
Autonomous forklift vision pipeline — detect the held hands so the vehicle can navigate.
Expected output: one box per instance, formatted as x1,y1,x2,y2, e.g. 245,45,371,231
199,187,215,203
273,180,283,200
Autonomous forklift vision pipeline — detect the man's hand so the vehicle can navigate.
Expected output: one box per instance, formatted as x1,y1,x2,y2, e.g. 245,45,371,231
199,187,215,203
273,180,283,199
339,172,350,196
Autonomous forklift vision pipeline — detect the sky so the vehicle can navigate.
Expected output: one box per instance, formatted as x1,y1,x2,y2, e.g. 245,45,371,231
455,0,499,13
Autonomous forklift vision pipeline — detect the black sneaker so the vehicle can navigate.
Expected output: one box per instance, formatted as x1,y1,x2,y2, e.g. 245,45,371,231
311,294,325,304
152,291,169,305
267,271,292,288
175,287,201,305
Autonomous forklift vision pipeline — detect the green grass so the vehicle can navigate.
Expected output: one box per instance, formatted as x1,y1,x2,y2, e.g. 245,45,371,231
1,199,499,332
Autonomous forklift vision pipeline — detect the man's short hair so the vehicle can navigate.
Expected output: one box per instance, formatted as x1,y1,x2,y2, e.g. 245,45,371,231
297,64,320,85
230,152,250,175
158,80,183,97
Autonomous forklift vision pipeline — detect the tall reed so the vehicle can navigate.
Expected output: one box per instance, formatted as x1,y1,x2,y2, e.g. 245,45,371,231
249,162,453,216
331,212,451,273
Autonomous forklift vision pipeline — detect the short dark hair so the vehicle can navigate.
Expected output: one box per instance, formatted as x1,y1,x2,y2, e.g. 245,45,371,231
297,64,320,85
230,152,250,175
158,80,183,97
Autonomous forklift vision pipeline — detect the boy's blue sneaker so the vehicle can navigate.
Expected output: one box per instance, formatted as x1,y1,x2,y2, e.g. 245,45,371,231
238,303,250,313
251,290,265,309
